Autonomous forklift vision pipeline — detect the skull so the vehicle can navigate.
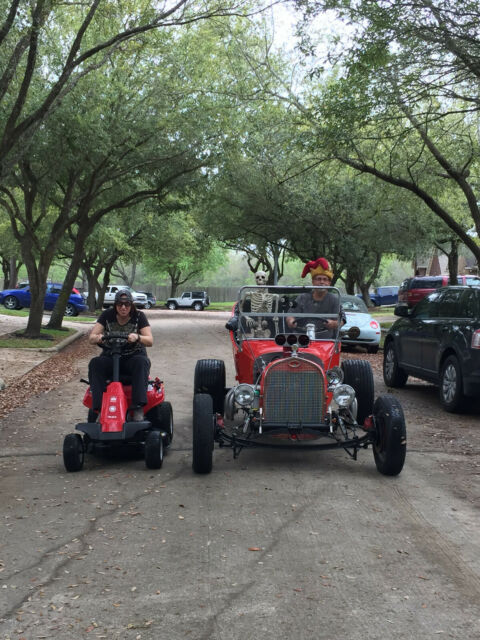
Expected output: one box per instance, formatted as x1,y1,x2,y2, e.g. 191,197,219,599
255,271,267,286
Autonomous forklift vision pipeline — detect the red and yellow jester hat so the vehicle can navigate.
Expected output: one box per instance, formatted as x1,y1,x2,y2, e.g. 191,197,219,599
301,257,333,280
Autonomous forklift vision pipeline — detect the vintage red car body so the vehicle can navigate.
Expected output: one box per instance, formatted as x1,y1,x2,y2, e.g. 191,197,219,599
192,285,407,477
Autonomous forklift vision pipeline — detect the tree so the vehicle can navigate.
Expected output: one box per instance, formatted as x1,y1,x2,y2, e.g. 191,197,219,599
0,0,272,178
143,209,224,297
292,0,480,269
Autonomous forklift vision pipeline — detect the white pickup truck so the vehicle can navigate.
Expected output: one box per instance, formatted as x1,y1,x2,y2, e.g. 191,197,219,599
102,285,148,309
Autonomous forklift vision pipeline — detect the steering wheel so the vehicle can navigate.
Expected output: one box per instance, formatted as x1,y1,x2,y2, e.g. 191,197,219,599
98,331,130,350
292,318,328,333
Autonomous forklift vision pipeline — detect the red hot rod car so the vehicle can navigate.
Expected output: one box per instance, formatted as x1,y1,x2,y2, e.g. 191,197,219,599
192,285,406,476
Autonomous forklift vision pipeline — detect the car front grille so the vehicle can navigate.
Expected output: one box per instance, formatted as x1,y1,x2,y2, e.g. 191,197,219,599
262,357,325,426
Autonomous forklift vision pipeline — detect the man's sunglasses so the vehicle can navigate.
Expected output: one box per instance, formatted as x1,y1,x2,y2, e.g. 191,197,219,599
117,301,131,307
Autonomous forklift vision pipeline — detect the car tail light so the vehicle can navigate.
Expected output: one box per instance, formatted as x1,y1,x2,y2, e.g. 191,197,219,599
370,320,380,330
472,330,480,349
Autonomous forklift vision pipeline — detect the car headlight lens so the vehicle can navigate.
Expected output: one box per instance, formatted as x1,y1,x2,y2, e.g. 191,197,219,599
234,384,255,407
326,366,344,386
332,384,355,408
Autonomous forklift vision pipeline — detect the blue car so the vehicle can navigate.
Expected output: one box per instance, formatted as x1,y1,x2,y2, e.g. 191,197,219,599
0,283,87,316
357,286,399,307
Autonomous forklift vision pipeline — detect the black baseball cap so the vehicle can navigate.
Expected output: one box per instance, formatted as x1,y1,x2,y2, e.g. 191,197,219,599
114,289,133,304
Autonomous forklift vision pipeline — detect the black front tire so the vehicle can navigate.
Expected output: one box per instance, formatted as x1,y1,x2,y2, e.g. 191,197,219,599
192,393,214,474
342,359,374,425
63,433,85,472
383,340,408,387
373,395,406,476
145,430,164,469
166,302,177,310
194,359,226,415
439,355,463,413
146,401,174,446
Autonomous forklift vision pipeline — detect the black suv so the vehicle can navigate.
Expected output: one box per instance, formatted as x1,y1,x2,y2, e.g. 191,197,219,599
383,286,480,412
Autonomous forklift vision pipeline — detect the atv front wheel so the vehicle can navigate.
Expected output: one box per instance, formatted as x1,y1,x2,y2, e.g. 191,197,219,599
63,433,85,472
372,395,406,476
146,401,174,447
192,393,214,474
145,430,164,469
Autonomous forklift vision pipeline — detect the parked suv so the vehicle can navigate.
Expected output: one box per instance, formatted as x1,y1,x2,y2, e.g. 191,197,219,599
139,291,156,309
166,291,210,311
383,286,480,412
398,275,480,308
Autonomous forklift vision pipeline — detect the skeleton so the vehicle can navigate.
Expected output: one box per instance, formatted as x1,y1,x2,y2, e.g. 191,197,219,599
242,271,279,337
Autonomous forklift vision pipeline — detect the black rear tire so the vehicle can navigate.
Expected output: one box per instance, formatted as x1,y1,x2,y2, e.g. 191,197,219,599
439,355,463,413
193,302,204,311
194,359,226,415
192,393,214,474
341,359,374,425
63,433,85,472
383,340,408,387
145,430,164,469
146,401,174,446
373,395,406,476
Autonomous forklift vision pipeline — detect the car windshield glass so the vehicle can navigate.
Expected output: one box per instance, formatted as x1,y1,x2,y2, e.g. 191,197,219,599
237,285,342,342
341,294,368,313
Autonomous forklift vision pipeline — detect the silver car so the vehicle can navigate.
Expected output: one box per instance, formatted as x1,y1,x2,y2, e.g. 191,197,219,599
341,294,381,354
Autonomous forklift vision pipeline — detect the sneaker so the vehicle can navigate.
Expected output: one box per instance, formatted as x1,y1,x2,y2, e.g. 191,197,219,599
131,407,144,422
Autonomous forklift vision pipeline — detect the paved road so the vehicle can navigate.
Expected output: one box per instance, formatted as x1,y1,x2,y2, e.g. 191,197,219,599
0,311,479,639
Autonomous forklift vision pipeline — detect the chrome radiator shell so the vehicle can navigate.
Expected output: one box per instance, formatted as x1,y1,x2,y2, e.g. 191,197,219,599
261,356,326,426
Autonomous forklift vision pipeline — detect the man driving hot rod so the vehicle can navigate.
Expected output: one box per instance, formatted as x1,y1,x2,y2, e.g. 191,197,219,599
286,257,346,337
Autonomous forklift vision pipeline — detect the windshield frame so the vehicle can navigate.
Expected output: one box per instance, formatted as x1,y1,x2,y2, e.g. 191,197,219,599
236,285,343,343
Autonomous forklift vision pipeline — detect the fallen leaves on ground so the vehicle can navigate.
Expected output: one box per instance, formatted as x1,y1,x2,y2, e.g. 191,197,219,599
0,336,95,419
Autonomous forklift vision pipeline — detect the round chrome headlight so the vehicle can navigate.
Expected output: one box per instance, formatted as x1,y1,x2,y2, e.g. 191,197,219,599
332,384,355,408
326,366,344,386
234,384,255,407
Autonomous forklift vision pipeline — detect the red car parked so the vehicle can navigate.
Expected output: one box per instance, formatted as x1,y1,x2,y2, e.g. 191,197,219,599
398,275,480,308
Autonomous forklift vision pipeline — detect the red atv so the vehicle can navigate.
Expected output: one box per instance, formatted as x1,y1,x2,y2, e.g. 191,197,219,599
192,285,406,476
63,332,173,472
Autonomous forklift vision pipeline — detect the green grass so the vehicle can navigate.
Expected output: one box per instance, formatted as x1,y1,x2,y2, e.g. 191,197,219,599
0,308,29,317
0,326,76,348
0,308,95,322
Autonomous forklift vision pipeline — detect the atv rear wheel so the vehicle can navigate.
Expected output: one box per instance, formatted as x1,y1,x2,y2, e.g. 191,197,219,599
145,430,164,469
63,433,85,472
192,393,214,474
372,395,406,476
194,359,225,415
341,359,374,425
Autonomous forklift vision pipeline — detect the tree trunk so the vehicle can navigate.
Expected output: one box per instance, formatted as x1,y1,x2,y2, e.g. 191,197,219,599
344,271,356,295
447,240,459,285
47,227,89,329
